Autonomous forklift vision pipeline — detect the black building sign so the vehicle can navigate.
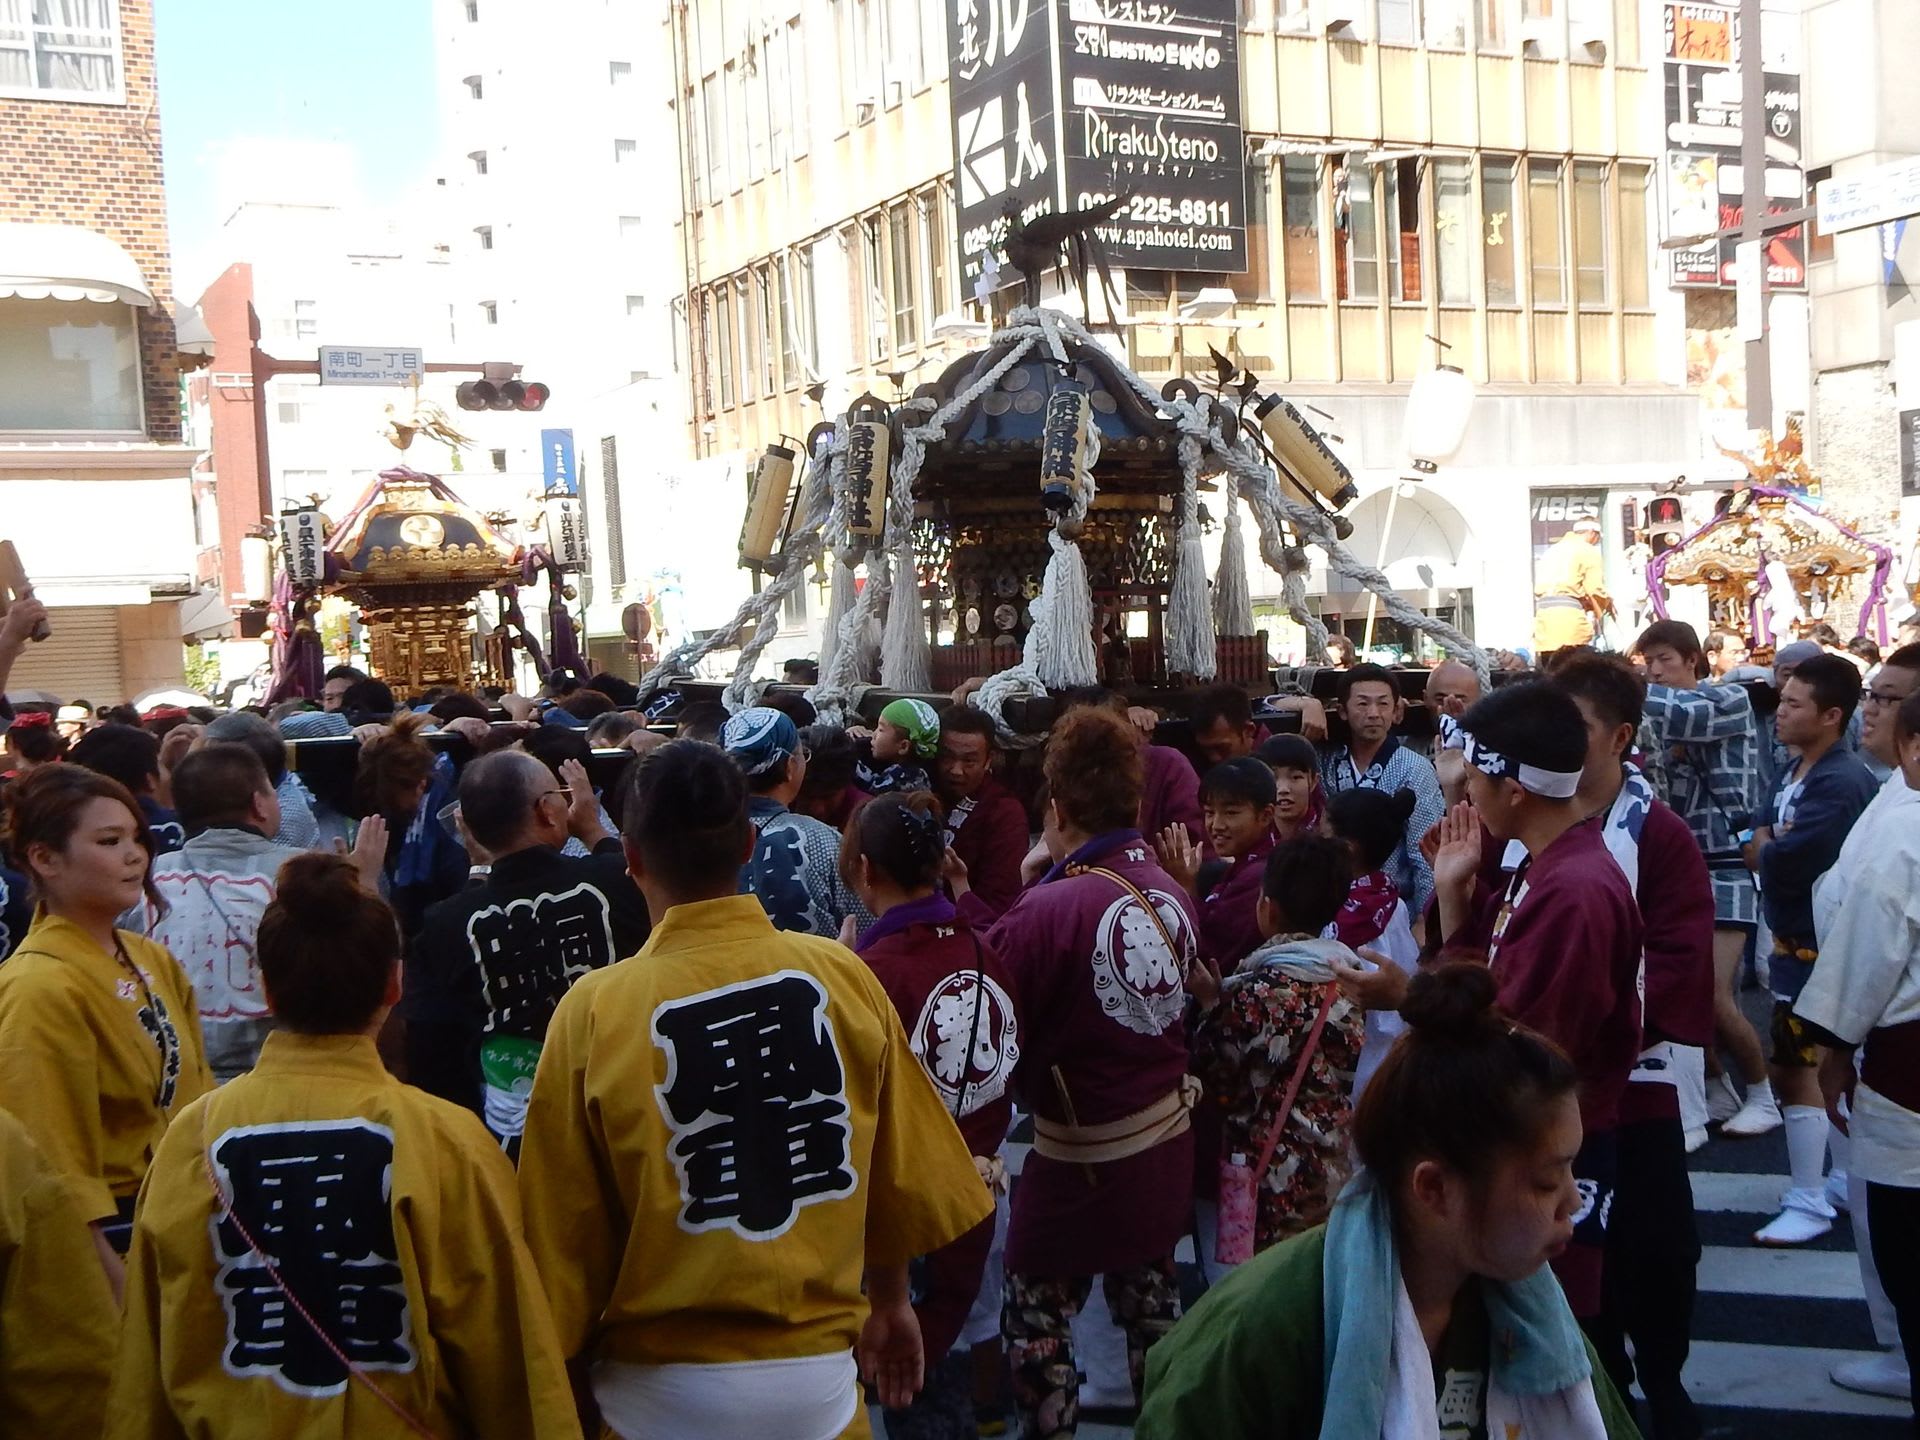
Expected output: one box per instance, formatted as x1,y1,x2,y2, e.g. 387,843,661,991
947,0,1247,297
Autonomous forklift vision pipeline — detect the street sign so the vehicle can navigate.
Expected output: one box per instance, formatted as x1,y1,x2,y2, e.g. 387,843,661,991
541,428,577,496
317,346,423,386
1817,157,1920,237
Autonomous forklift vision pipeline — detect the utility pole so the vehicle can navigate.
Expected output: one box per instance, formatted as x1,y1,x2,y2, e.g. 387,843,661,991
1739,0,1772,432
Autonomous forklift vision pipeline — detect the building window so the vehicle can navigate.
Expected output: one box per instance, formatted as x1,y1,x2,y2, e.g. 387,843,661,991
625,295,645,317
794,244,820,372
1520,0,1557,52
464,0,478,19
600,436,628,588
1527,159,1566,307
702,74,726,196
777,254,801,384
861,215,887,362
1276,0,1311,25
475,225,493,250
1618,161,1652,307
293,298,318,339
618,215,645,241
1387,159,1423,302
470,150,488,175
1805,165,1835,266
464,74,483,100
884,0,923,93
1282,157,1323,301
726,59,748,187
889,204,919,350
786,18,811,160
490,448,507,472
0,299,140,431
0,0,123,98
275,381,308,426
925,189,953,328
1482,156,1518,305
609,59,631,84
614,138,637,164
735,275,757,403
1433,160,1474,303
1572,161,1610,307
1480,0,1509,49
281,469,327,491
744,43,768,179
1614,0,1639,62
715,284,735,408
781,581,808,628
754,267,776,395
479,300,498,325
1377,0,1417,43
1337,163,1380,302
1423,0,1469,47
1232,166,1275,301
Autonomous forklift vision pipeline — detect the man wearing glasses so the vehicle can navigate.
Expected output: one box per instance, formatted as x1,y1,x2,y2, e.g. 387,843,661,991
405,749,650,1158
1812,643,1920,1401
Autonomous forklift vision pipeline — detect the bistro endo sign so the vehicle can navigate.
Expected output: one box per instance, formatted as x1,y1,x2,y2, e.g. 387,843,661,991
946,0,1247,295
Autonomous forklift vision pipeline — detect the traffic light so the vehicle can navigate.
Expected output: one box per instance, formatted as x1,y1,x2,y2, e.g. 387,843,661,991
1647,495,1684,557
455,379,551,412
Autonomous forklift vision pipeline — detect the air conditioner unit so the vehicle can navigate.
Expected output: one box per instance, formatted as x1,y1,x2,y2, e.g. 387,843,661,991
855,95,879,123
1319,0,1362,34
884,77,904,106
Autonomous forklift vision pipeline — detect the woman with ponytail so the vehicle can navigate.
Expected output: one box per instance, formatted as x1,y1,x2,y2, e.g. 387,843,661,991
840,791,1022,1439
106,852,580,1440
1140,964,1642,1440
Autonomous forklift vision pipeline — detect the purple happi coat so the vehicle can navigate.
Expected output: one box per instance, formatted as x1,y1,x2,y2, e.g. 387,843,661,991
985,830,1198,1277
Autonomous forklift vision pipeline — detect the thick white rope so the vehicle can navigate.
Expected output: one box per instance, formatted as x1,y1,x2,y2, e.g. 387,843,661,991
1165,429,1217,678
1213,476,1256,637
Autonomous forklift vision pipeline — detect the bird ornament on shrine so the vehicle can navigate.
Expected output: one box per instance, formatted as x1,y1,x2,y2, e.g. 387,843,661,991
1001,193,1129,320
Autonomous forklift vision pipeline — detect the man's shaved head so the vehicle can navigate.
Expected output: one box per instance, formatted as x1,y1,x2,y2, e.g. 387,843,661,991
1425,660,1482,719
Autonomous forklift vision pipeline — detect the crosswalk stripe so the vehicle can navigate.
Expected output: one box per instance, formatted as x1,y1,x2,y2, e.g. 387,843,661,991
1690,1168,1793,1214
1696,1244,1867,1302
1683,1341,1909,1417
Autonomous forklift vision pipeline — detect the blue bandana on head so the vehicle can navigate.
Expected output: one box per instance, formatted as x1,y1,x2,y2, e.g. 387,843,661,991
721,706,800,777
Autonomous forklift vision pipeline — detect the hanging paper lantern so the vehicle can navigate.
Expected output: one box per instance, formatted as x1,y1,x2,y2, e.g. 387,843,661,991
277,505,325,587
1040,376,1093,514
1402,363,1476,474
738,441,797,565
1255,394,1360,508
845,394,892,539
544,494,590,569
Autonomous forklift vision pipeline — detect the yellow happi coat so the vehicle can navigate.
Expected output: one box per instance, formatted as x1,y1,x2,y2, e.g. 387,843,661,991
518,894,991,1420
0,1106,119,1438
106,1031,582,1440
0,912,212,1221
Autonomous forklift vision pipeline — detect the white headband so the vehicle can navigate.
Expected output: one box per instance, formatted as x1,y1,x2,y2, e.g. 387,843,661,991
1459,729,1582,799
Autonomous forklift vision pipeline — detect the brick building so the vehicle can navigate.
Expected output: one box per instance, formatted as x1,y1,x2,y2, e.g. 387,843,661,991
0,0,195,703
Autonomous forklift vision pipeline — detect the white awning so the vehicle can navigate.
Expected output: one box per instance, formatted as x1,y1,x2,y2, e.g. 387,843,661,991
173,300,214,355
0,222,154,307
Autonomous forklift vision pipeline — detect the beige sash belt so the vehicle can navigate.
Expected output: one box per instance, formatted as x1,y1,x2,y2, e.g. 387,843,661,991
1030,1075,1203,1166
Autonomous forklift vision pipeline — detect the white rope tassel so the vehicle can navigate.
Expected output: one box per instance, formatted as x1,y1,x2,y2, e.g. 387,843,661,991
817,552,859,683
879,531,932,691
1165,434,1218,678
1026,527,1099,690
1213,476,1255,637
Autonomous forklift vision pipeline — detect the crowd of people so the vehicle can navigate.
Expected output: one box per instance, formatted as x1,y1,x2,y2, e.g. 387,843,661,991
1,576,1918,1440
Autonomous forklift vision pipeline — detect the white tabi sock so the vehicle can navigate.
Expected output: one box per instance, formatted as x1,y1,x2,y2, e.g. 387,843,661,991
1829,1121,1850,1181
1785,1105,1831,1201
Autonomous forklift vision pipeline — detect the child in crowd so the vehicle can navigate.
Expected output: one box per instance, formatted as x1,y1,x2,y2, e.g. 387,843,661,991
1324,787,1423,1097
1187,836,1365,1271
1157,757,1281,973
855,698,939,796
1257,733,1324,840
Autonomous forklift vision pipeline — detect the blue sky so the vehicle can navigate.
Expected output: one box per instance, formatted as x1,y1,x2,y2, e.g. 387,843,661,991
154,0,440,292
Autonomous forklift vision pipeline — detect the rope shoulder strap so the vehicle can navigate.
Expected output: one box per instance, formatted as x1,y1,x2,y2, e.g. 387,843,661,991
1068,863,1187,962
